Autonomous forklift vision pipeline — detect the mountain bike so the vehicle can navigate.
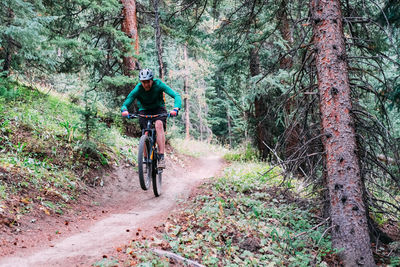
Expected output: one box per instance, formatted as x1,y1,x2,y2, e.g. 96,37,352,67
127,113,169,197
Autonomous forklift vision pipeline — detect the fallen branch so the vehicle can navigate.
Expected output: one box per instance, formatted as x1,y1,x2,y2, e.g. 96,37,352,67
377,154,395,165
317,225,335,245
292,217,330,239
152,249,206,267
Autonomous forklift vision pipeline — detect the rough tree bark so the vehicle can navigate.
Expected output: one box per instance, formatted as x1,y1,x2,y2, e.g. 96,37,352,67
198,98,203,141
251,46,263,152
121,0,139,79
3,38,13,76
2,7,14,76
227,107,232,147
310,0,375,265
183,44,190,140
120,0,139,116
251,45,271,158
154,0,165,81
277,0,293,69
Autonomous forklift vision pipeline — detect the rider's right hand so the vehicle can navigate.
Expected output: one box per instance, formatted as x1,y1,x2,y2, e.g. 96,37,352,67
121,110,129,117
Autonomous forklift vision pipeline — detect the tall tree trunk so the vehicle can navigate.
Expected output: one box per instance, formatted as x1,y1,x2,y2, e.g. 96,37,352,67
311,0,375,265
227,107,232,147
251,46,269,158
121,0,139,78
199,102,203,141
2,7,14,76
154,0,165,81
3,38,13,76
120,0,139,114
183,44,190,139
277,0,293,69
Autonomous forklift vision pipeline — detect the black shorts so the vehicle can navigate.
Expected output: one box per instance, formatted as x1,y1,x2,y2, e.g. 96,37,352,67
139,107,167,130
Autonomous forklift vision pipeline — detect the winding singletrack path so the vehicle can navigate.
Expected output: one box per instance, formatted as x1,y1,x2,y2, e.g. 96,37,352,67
0,155,224,267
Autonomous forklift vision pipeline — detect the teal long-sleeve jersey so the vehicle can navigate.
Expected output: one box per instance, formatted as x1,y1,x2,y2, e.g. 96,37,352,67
121,79,182,111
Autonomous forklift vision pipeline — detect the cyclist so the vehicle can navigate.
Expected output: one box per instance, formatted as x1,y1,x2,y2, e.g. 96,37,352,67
121,68,182,169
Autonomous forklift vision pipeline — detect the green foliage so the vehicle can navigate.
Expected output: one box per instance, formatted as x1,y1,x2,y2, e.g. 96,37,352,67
0,78,22,100
0,0,56,73
122,163,335,266
377,0,400,27
0,80,137,216
391,257,400,266
169,138,228,158
92,258,119,267
389,82,400,111
224,142,260,162
80,89,99,142
0,183,7,199
59,120,78,143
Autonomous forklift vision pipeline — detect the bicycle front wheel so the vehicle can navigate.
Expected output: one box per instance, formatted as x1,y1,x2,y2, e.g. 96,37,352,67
152,165,162,197
138,135,151,190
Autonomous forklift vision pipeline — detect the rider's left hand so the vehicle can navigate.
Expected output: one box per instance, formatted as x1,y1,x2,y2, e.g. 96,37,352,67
170,108,179,117
121,110,129,117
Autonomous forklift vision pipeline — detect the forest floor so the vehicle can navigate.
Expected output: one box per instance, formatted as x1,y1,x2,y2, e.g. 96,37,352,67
0,143,399,266
0,146,225,266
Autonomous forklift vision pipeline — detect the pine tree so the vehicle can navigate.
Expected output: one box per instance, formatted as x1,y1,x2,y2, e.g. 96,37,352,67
311,0,375,264
0,0,54,76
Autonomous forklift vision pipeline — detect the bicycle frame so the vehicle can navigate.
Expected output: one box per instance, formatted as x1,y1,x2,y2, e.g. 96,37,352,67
128,113,169,161
143,119,157,161
126,113,169,196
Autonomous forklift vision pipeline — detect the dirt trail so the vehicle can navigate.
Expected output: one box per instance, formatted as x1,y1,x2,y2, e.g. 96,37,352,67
0,155,224,267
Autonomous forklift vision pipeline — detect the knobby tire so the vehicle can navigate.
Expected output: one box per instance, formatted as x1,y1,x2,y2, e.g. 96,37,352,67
138,135,151,190
152,164,162,197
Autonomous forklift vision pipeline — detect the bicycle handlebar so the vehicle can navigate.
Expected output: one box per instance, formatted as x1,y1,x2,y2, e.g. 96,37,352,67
126,113,170,119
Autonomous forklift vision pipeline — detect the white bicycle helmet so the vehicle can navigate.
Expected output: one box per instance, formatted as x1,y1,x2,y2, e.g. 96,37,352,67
139,69,154,81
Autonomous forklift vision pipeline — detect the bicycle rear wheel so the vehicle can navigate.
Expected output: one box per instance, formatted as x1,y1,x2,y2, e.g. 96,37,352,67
138,135,151,190
152,164,162,197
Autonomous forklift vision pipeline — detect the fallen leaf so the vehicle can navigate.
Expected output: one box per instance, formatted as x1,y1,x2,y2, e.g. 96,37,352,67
40,207,50,215
20,198,30,204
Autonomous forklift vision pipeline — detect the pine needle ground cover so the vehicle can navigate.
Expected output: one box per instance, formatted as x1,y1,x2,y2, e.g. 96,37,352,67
109,163,338,266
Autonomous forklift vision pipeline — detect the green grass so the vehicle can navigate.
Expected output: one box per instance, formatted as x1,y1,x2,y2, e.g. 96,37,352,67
169,138,229,158
0,78,137,215
115,162,337,266
223,142,260,162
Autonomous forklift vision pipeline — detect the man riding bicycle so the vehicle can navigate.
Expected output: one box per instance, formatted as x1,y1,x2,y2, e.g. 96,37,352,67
121,68,182,169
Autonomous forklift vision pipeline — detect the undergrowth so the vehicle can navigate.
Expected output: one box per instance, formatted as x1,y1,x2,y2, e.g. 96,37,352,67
223,142,260,162
110,162,339,266
0,78,137,217
169,138,228,158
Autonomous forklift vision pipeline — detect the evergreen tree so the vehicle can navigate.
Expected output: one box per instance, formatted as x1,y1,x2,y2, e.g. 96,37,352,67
311,0,375,264
0,0,55,76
